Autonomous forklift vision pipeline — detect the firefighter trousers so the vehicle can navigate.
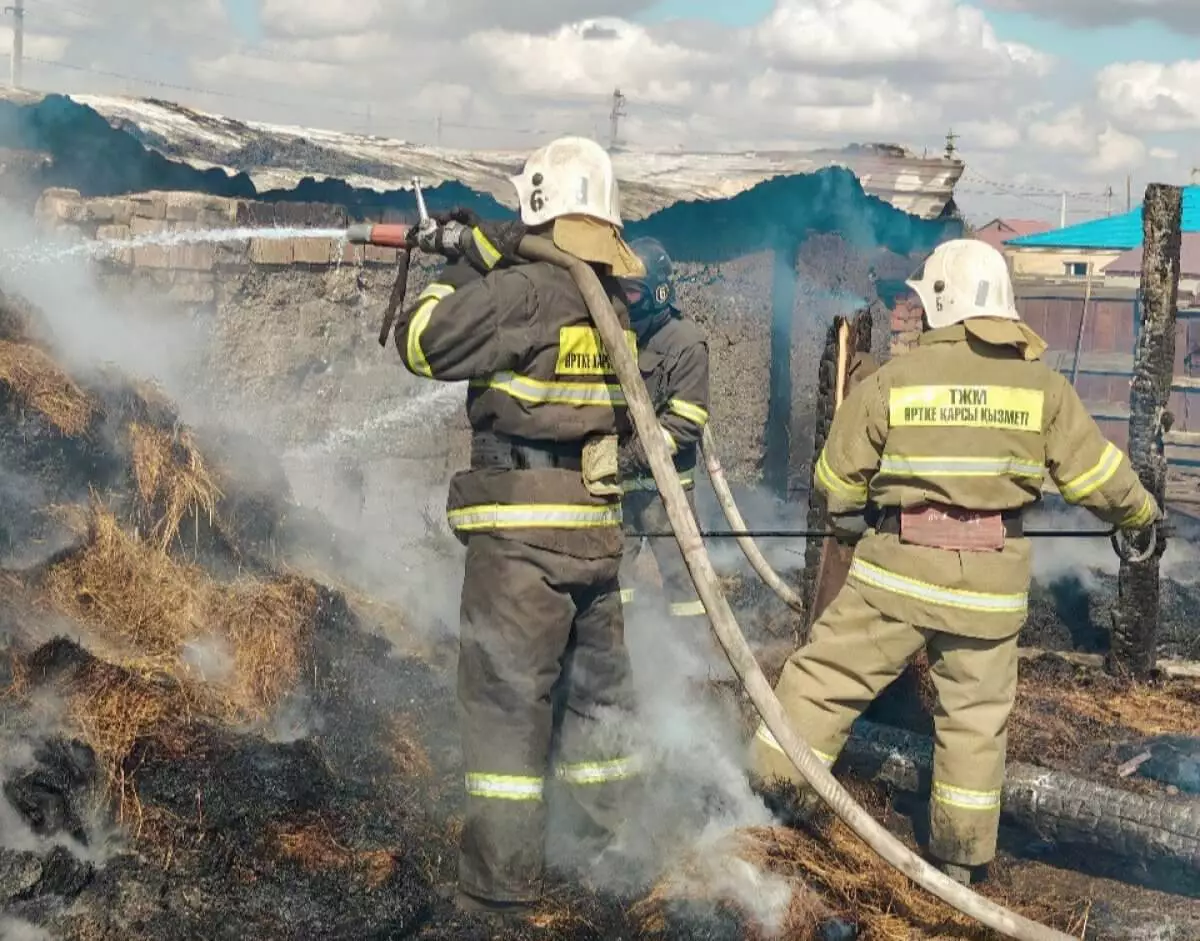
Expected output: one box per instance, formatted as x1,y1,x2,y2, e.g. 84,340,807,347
620,489,706,623
457,533,639,903
748,581,1020,867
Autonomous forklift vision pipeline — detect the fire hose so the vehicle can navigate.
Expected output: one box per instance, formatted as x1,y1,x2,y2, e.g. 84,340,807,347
348,200,1074,940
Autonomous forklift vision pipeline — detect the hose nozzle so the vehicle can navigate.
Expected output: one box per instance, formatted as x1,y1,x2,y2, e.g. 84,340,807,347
344,223,412,248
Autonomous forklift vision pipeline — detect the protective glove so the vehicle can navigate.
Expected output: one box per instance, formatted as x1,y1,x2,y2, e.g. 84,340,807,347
828,510,869,546
428,208,527,273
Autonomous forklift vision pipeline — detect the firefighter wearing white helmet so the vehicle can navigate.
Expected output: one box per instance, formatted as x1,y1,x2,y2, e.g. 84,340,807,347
749,236,1160,886
392,136,645,917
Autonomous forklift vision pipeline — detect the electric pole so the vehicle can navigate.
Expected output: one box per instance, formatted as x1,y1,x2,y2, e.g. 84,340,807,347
608,88,625,151
435,112,442,146
1105,185,1113,216
1060,192,1067,228
5,0,23,89
1127,174,1132,211
944,128,958,160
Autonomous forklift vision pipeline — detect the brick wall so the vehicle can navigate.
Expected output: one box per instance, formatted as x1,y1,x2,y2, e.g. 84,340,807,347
33,188,402,296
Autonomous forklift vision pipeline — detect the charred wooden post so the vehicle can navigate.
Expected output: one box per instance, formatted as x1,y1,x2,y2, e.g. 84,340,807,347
799,309,873,643
1110,184,1183,677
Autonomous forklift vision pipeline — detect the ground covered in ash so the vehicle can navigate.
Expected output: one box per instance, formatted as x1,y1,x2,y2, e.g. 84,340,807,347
2,289,1199,941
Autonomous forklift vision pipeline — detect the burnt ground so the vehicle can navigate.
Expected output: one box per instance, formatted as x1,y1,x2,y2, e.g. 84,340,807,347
2,300,1200,940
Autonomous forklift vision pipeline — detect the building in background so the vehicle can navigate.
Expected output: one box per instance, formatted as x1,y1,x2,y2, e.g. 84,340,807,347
971,218,1051,254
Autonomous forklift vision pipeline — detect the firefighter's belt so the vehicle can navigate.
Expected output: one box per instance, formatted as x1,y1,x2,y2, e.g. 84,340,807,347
876,505,1022,551
470,431,583,471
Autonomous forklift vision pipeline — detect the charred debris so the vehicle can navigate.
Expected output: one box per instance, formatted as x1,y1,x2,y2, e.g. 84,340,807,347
2,275,1200,938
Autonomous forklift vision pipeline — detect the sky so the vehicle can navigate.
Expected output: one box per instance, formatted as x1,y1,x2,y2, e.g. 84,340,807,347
3,0,1200,225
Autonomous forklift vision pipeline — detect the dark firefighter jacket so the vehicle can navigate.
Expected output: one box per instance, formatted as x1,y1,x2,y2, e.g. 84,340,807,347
622,314,710,492
814,317,1160,639
393,257,635,558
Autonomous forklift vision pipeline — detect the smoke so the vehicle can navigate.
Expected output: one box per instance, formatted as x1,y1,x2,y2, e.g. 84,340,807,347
0,215,207,411
1027,498,1200,588
539,595,797,931
0,917,54,941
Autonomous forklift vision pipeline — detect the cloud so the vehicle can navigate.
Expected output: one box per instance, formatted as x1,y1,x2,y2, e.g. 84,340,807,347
753,0,1051,81
1028,106,1147,173
981,0,1200,34
1097,60,1200,131
7,0,1176,223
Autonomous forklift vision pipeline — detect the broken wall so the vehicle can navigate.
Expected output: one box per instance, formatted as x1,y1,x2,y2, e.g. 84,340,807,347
24,174,956,554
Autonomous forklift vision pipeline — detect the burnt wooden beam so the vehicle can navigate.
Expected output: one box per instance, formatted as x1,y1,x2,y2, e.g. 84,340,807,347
1111,184,1184,678
841,719,1200,871
800,310,873,644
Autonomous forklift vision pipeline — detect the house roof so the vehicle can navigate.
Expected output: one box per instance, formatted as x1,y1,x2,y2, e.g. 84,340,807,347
1104,232,1200,277
973,218,1051,251
1006,186,1200,250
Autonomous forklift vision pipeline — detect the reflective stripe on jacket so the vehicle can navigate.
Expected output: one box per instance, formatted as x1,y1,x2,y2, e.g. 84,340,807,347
814,317,1159,638
392,258,636,556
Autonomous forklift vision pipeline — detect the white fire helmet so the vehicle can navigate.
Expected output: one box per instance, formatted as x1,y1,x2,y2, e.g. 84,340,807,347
509,136,623,229
906,238,1019,330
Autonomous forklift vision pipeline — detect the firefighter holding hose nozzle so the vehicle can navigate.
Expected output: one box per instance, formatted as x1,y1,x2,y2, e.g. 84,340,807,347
388,137,647,917
616,237,712,631
749,239,1162,886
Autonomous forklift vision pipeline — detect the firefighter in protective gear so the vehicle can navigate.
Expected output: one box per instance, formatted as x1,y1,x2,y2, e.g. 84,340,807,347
392,136,647,916
616,237,711,628
749,238,1161,886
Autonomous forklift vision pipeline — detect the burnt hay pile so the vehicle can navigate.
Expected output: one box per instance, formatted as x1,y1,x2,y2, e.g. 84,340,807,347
2,287,1197,941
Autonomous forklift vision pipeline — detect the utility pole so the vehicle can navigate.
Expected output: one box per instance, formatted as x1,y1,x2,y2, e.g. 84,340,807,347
434,112,442,147
5,0,23,88
608,88,626,151
1059,192,1067,228
944,128,958,160
1127,174,1132,211
1105,185,1113,217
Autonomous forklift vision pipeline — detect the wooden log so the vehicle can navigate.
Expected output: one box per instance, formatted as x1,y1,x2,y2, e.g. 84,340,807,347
841,719,1200,870
1111,184,1184,678
1016,646,1200,680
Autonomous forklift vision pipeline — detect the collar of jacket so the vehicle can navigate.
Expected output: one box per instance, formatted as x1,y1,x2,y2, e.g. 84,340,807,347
919,318,1048,362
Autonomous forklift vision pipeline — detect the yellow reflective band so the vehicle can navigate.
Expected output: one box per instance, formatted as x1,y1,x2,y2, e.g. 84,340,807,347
555,326,637,376
754,724,836,765
662,425,679,455
465,772,544,801
471,228,502,269
668,398,709,427
670,600,706,617
448,502,622,531
850,558,1027,614
405,282,455,377
470,371,624,407
620,588,635,604
889,385,1043,431
815,450,868,502
556,756,641,785
880,454,1043,479
1059,442,1122,503
621,469,695,492
932,781,1001,811
1126,493,1157,529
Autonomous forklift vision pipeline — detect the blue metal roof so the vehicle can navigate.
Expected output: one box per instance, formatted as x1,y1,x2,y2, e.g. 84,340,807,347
1006,186,1200,250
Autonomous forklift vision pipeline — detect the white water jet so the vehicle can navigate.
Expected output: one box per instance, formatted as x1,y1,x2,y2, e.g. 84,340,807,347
285,383,465,460
2,226,349,272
